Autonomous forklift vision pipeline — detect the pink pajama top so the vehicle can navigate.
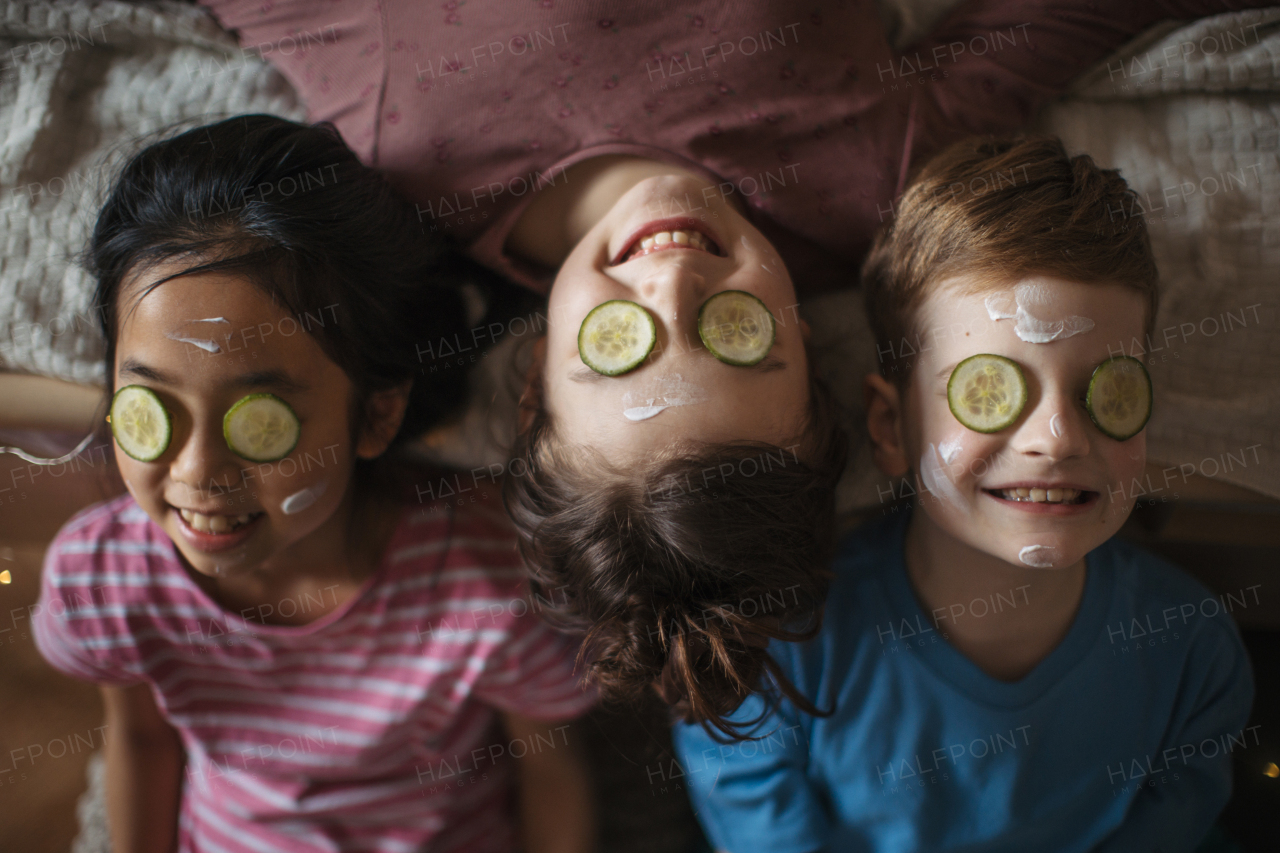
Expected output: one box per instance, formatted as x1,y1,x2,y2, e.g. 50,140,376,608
34,491,597,853
197,0,1266,293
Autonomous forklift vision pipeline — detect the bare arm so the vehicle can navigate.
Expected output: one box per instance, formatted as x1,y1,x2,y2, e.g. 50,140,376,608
501,711,596,853
100,683,185,853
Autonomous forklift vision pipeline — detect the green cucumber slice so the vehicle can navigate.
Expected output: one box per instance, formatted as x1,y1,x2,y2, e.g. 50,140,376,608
223,393,300,461
578,300,656,376
697,290,775,366
108,385,172,462
1086,356,1151,440
947,354,1027,433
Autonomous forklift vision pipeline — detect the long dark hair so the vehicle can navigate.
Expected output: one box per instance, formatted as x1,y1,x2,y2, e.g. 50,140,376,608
87,114,499,481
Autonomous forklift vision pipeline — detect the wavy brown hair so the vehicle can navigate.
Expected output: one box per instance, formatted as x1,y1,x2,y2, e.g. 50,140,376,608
503,358,847,738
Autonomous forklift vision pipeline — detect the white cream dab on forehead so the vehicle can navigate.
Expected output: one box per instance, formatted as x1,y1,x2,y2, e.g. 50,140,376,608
621,373,708,422
164,332,221,353
985,283,1094,344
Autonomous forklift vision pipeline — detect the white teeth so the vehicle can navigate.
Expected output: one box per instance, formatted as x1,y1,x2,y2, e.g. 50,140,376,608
179,508,257,533
996,488,1082,504
625,229,716,260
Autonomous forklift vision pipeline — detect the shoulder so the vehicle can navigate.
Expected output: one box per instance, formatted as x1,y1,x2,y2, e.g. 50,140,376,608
1095,536,1250,655
44,494,171,586
381,490,525,598
826,511,907,610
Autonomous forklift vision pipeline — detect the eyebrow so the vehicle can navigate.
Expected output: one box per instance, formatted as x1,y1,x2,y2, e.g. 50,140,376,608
118,357,310,393
568,353,788,383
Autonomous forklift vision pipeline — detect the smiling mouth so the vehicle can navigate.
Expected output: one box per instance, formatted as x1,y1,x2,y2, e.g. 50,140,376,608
176,507,264,533
613,219,723,265
985,487,1092,505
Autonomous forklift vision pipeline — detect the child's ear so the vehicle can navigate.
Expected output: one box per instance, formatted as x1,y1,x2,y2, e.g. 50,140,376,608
863,373,909,478
516,337,547,434
356,379,413,460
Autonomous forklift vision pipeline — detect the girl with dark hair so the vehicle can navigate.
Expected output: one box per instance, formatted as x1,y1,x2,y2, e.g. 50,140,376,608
31,115,597,853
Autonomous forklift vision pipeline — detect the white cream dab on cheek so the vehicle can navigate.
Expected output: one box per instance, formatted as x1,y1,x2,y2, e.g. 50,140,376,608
937,437,963,465
1019,545,1061,568
281,478,329,515
919,443,964,507
1050,413,1064,438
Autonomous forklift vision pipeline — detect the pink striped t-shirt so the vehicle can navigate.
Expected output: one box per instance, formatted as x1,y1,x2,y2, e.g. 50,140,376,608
34,490,597,853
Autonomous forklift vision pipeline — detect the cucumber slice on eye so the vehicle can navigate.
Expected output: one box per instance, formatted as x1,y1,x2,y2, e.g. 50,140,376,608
108,385,172,462
1086,356,1152,440
697,290,776,366
223,393,300,462
578,300,656,376
947,354,1028,433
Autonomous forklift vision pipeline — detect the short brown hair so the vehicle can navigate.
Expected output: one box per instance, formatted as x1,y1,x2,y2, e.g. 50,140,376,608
503,359,847,738
861,135,1159,382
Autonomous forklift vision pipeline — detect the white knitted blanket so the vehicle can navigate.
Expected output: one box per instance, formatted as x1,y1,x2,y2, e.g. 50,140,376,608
0,0,303,384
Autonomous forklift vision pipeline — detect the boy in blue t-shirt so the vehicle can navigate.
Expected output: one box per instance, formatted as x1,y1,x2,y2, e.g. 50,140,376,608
671,136,1255,853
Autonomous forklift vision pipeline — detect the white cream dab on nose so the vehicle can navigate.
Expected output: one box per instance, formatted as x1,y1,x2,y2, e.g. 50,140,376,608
1050,413,1064,438
1019,545,1060,568
281,478,329,515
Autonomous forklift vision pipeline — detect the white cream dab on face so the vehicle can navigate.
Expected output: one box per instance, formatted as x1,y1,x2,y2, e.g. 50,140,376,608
919,443,964,507
165,333,221,353
937,437,963,465
622,373,708,422
194,317,230,323
281,478,329,515
1019,544,1061,568
985,283,1094,344
1050,413,1064,438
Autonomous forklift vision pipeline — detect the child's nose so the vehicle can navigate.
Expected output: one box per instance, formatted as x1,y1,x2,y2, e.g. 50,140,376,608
635,265,706,322
169,418,242,495
1012,393,1091,462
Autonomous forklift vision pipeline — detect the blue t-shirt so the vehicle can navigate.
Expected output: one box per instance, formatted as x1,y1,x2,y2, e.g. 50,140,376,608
672,509,1255,853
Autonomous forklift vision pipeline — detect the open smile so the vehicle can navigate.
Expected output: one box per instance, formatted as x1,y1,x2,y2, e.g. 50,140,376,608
982,484,1098,514
612,218,723,265
171,504,265,553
